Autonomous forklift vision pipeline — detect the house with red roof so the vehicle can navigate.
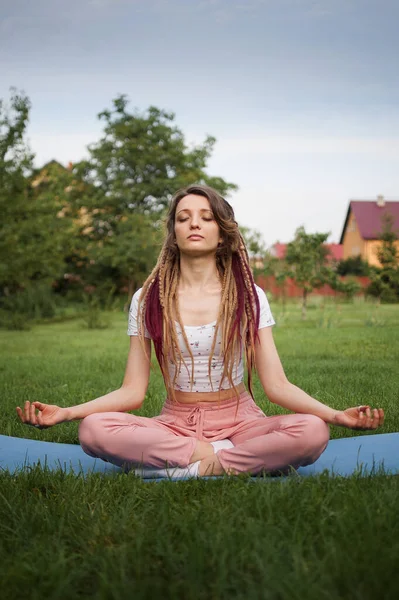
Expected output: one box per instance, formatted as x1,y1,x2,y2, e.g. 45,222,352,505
339,196,399,267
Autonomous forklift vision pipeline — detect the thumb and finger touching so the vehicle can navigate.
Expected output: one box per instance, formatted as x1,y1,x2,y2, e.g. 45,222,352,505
15,400,52,427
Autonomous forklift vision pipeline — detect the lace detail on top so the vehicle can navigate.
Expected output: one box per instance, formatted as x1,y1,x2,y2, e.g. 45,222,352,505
127,284,275,391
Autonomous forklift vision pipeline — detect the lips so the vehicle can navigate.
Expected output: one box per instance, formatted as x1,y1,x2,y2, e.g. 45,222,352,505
187,235,204,240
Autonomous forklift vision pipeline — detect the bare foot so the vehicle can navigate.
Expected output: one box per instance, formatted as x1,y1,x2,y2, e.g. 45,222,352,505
189,441,214,463
199,453,224,477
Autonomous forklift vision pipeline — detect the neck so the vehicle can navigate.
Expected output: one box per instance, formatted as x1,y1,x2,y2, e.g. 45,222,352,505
178,253,220,291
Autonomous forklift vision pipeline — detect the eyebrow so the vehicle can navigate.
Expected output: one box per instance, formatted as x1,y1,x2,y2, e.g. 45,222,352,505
176,208,213,215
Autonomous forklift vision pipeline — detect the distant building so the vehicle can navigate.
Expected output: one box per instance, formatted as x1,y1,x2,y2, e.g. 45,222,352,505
339,196,399,267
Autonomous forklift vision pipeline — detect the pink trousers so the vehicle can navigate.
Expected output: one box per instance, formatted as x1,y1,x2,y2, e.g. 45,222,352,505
79,391,330,475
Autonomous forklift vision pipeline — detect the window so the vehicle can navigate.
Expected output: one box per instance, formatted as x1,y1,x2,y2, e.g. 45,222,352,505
348,219,356,232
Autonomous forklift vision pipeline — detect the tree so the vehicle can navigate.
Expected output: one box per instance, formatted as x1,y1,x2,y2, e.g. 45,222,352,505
240,226,267,258
240,226,269,279
285,226,332,319
82,212,163,301
259,251,290,307
0,91,72,298
0,89,33,294
367,213,399,303
72,95,237,299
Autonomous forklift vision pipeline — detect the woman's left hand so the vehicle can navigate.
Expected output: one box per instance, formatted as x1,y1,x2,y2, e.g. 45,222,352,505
333,406,384,430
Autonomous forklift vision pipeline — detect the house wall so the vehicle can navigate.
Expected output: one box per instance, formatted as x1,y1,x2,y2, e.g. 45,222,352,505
364,240,381,267
342,210,364,260
342,207,399,267
364,239,399,267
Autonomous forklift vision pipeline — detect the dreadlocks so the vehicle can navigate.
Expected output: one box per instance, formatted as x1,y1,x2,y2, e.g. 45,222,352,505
137,185,260,402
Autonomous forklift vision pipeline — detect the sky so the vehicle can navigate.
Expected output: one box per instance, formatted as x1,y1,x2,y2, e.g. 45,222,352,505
1,0,399,247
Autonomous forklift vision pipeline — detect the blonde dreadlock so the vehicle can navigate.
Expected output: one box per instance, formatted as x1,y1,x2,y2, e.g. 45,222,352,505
137,185,261,403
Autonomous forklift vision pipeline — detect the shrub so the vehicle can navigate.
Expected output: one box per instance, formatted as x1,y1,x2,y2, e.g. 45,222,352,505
81,294,110,330
336,255,370,276
0,283,58,323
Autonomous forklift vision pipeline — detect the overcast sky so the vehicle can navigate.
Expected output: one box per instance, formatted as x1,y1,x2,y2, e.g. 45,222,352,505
1,0,398,246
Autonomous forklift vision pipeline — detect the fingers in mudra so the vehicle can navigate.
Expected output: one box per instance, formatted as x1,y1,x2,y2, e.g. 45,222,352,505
15,401,31,424
355,406,383,429
370,408,385,429
16,401,44,428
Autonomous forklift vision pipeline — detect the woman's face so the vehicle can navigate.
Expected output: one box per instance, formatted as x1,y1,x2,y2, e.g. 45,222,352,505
174,194,222,255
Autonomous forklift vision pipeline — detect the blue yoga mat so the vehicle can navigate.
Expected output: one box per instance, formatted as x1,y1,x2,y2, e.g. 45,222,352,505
1,433,398,480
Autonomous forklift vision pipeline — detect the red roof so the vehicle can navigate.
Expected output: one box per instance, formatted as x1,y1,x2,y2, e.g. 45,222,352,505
340,200,399,243
326,243,343,261
270,242,287,259
270,242,343,261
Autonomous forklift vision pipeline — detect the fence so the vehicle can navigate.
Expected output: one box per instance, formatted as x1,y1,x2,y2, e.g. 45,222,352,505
255,275,371,299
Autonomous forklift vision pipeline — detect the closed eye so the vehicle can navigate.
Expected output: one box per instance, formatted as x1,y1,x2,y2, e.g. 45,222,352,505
177,217,214,222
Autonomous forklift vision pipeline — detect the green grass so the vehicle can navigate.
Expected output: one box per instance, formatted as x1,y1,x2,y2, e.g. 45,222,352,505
1,300,399,599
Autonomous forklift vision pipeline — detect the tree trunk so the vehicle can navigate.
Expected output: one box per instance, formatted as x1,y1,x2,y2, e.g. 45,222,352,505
282,281,287,311
125,279,135,312
302,289,307,320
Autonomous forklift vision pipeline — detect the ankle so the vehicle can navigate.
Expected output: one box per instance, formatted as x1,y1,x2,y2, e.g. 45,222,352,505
189,441,215,463
198,454,224,477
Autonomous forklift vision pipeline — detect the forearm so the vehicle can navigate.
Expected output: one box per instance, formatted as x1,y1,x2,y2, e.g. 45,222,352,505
63,386,144,422
266,381,338,424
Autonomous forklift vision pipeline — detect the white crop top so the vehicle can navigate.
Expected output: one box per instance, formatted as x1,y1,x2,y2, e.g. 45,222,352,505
127,284,275,392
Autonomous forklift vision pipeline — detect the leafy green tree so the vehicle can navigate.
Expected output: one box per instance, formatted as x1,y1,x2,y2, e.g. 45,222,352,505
240,226,267,258
0,92,71,299
82,212,163,302
259,251,290,306
240,226,270,283
367,213,399,303
285,227,333,319
72,95,237,299
0,89,34,295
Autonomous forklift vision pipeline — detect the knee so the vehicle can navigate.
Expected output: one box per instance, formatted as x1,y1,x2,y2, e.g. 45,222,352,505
304,415,330,453
79,413,107,451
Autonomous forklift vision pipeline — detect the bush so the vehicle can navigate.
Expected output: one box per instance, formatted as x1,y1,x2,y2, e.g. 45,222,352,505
81,294,110,330
336,255,370,276
0,309,31,330
0,283,58,324
366,270,399,303
380,287,398,304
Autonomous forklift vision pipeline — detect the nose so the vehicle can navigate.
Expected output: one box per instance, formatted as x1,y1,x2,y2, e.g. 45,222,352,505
189,214,201,229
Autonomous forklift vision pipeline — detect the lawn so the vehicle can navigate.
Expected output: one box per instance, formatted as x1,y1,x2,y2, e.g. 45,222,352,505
1,298,399,600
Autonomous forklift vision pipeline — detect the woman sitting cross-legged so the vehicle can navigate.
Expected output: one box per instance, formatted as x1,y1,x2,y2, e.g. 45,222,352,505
16,185,384,477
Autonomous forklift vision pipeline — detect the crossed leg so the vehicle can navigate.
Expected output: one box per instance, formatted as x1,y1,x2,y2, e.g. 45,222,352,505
79,412,215,470
79,411,329,477
200,413,330,476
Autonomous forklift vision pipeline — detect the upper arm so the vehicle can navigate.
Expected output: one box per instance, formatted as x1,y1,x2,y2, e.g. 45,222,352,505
255,327,289,398
253,285,286,398
122,335,152,399
123,287,152,401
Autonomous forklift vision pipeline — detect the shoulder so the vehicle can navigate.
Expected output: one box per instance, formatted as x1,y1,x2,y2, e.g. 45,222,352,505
128,287,151,338
133,287,144,300
130,287,144,310
254,284,269,306
254,284,275,328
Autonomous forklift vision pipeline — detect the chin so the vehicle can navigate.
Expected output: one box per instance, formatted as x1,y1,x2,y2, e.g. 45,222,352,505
181,246,216,258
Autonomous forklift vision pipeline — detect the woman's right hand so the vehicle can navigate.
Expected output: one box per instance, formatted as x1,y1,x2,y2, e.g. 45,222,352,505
16,401,67,429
